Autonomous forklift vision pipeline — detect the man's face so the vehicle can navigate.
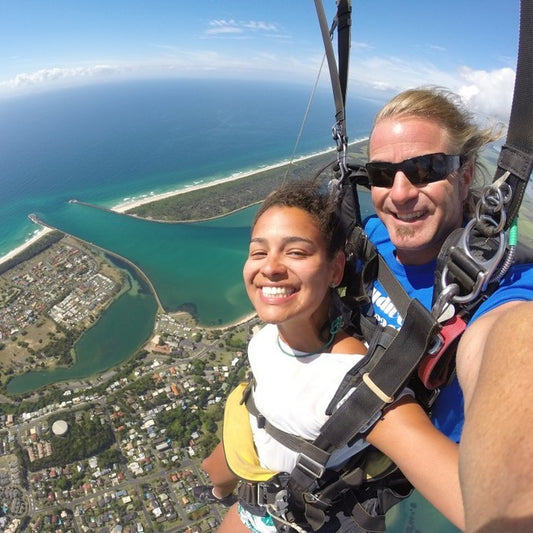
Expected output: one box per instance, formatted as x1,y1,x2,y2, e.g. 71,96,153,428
369,117,472,265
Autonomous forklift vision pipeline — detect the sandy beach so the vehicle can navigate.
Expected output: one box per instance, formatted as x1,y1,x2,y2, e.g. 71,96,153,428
0,227,54,266
0,139,368,268
111,143,348,213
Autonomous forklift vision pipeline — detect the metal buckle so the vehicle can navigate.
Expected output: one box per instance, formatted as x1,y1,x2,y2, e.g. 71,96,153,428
431,284,459,322
295,453,326,479
256,481,271,507
439,218,506,306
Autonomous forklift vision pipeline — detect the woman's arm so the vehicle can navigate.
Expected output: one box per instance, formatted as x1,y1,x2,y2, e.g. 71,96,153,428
366,396,464,531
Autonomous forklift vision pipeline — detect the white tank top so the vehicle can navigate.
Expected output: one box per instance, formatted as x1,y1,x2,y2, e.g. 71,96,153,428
248,323,368,473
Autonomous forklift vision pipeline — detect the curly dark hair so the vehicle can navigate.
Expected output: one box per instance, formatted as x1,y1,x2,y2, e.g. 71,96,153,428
252,180,346,259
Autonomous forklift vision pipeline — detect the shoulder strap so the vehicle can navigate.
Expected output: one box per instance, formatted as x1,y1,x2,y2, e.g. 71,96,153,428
495,0,533,229
244,387,332,471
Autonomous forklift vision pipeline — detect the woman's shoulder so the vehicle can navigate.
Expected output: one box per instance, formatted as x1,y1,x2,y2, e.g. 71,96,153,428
331,330,367,356
249,323,276,347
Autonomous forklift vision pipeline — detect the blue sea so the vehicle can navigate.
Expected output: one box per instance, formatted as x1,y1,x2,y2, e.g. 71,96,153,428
0,78,381,259
2,78,382,384
1,78,383,329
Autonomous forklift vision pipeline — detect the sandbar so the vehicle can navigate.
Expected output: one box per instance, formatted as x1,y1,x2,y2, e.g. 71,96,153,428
111,140,367,213
0,139,368,267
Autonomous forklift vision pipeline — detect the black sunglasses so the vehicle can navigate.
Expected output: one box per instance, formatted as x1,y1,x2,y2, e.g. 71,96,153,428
365,152,463,188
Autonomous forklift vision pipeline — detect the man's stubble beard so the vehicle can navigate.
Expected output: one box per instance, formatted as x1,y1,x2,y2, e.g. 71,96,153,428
395,226,416,240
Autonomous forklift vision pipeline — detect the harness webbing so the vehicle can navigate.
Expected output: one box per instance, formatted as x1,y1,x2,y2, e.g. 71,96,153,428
495,0,533,229
314,1,345,128
336,0,351,109
245,390,331,469
316,299,438,450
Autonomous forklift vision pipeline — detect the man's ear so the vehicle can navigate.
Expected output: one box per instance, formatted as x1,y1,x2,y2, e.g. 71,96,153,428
460,160,475,201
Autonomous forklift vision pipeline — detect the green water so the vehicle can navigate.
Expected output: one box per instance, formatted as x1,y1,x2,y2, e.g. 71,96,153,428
7,204,259,394
37,202,259,325
10,194,373,394
6,264,158,395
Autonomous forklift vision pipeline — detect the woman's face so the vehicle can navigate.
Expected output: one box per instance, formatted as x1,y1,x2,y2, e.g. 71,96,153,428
243,206,344,331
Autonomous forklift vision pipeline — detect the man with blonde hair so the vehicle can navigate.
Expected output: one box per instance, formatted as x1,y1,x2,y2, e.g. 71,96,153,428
365,86,533,532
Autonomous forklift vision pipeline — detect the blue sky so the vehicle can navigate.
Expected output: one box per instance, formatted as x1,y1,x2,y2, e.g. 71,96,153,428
0,0,521,121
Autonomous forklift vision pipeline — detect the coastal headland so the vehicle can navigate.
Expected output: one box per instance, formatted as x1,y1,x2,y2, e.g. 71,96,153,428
115,139,370,221
0,141,369,396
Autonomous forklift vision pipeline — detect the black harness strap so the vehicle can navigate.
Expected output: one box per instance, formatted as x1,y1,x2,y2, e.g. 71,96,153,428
495,0,533,230
314,0,347,130
315,299,439,451
244,389,397,532
245,392,332,470
334,0,351,110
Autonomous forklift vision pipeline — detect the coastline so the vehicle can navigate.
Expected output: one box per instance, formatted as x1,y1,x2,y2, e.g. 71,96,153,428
111,139,368,213
0,227,54,266
0,138,369,268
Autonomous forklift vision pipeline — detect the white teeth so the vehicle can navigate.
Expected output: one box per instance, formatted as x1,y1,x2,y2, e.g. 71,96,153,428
396,211,425,221
261,286,295,298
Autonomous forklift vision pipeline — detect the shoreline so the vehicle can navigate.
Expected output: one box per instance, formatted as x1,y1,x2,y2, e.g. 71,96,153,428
0,227,54,267
0,138,369,268
111,138,368,213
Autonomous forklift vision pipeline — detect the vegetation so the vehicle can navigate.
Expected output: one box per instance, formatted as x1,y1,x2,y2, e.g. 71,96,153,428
0,230,63,275
156,406,201,448
42,324,81,366
26,411,116,472
126,150,342,221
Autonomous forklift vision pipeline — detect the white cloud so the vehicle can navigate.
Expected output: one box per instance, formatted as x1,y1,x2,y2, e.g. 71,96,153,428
242,21,278,32
457,66,515,123
0,65,120,91
0,45,517,124
349,55,458,94
204,19,282,38
205,20,243,36
347,55,516,123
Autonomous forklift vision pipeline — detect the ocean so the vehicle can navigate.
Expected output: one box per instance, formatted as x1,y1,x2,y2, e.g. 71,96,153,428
2,78,380,391
1,79,380,325
0,78,381,259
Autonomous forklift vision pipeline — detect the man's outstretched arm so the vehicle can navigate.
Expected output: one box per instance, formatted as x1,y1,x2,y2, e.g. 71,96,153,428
457,300,533,532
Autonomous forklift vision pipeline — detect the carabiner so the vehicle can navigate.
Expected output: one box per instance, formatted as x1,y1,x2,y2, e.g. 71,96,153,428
439,218,507,305
431,283,459,321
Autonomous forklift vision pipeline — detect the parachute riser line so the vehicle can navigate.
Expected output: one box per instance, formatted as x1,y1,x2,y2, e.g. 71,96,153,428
314,0,351,191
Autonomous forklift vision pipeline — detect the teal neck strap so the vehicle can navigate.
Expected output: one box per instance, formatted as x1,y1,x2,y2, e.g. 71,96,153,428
276,316,343,358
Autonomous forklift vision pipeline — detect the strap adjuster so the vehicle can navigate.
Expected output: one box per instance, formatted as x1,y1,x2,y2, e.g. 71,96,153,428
256,481,269,506
295,453,326,479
